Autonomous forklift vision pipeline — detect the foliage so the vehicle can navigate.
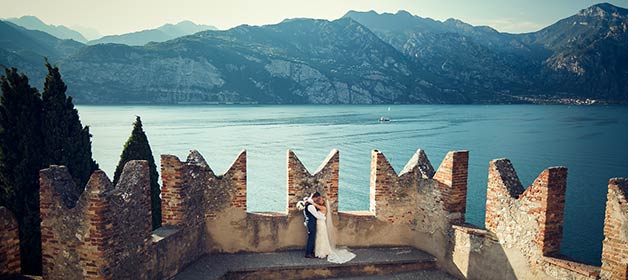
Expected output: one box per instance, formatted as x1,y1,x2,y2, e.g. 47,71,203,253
0,62,99,274
114,116,161,229
42,59,98,190
0,67,44,275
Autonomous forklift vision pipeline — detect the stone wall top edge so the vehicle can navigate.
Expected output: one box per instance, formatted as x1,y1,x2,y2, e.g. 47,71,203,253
489,157,509,163
399,150,423,177
40,165,89,211
185,150,212,171
375,149,469,179
547,166,568,170
223,149,246,175
609,177,628,184
151,226,181,243
161,153,182,162
162,149,246,178
542,255,601,278
338,210,376,216
489,158,524,198
609,177,628,194
609,177,628,205
287,150,312,177
248,211,288,218
452,223,497,240
313,149,339,175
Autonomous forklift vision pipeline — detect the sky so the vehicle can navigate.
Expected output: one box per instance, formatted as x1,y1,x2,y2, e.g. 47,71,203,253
1,0,627,38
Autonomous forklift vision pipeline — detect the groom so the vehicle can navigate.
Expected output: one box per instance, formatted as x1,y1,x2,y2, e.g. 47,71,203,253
304,191,325,258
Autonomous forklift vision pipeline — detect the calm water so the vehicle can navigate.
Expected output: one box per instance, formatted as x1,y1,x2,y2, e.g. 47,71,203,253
76,104,627,265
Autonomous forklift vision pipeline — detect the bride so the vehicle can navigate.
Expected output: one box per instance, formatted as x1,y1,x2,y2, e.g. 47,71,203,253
308,195,356,263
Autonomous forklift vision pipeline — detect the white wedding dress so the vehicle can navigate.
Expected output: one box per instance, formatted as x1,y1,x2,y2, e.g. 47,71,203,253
314,201,356,263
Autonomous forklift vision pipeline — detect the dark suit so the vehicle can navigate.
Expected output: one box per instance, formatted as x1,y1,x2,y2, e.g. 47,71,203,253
304,202,317,256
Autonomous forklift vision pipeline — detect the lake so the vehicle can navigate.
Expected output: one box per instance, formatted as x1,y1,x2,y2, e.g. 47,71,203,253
76,104,628,266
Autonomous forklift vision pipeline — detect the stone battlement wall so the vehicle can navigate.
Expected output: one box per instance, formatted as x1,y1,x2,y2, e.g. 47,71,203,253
194,149,467,259
37,161,204,280
0,148,626,280
39,162,153,279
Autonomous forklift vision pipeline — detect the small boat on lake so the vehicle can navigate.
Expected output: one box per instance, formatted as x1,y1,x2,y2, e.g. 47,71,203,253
379,116,391,122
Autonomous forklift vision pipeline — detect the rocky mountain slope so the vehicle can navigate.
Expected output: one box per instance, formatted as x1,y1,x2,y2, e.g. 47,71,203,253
522,3,628,101
344,3,628,102
343,10,540,95
61,18,466,104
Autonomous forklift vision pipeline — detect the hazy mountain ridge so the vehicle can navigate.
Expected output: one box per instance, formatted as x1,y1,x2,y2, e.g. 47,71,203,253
88,21,218,46
0,20,85,84
1,3,627,104
4,15,88,42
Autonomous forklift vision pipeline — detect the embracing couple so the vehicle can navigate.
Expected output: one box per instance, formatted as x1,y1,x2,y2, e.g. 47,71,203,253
302,192,356,263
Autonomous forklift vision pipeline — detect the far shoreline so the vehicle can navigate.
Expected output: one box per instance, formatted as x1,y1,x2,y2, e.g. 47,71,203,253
73,102,624,107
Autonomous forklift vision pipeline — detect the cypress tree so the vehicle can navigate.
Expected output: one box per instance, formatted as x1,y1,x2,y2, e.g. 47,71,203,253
114,116,161,229
41,60,98,190
0,67,44,274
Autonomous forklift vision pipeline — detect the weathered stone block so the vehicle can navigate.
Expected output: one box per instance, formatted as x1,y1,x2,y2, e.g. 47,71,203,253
287,149,339,214
434,150,469,224
600,178,628,280
40,161,151,279
0,206,20,277
485,159,567,257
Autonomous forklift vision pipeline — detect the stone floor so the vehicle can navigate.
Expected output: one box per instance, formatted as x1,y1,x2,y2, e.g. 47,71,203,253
174,246,457,280
327,270,457,280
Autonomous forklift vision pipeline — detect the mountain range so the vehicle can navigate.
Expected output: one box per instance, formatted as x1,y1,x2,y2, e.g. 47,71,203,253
5,16,88,42
1,3,627,104
87,21,217,46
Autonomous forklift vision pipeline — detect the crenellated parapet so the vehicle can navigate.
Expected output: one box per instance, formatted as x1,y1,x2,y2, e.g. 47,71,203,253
191,149,341,252
158,148,471,264
0,147,623,280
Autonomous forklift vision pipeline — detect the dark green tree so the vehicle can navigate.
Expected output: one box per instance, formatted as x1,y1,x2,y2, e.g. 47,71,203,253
114,116,161,229
0,67,44,275
41,60,98,190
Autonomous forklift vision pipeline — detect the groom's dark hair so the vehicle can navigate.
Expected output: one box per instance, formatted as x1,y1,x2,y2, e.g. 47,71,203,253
312,191,321,198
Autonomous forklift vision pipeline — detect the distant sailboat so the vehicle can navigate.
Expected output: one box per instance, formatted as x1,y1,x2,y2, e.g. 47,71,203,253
379,106,391,122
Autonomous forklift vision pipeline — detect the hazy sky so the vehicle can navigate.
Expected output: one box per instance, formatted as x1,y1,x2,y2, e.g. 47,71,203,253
1,0,627,36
